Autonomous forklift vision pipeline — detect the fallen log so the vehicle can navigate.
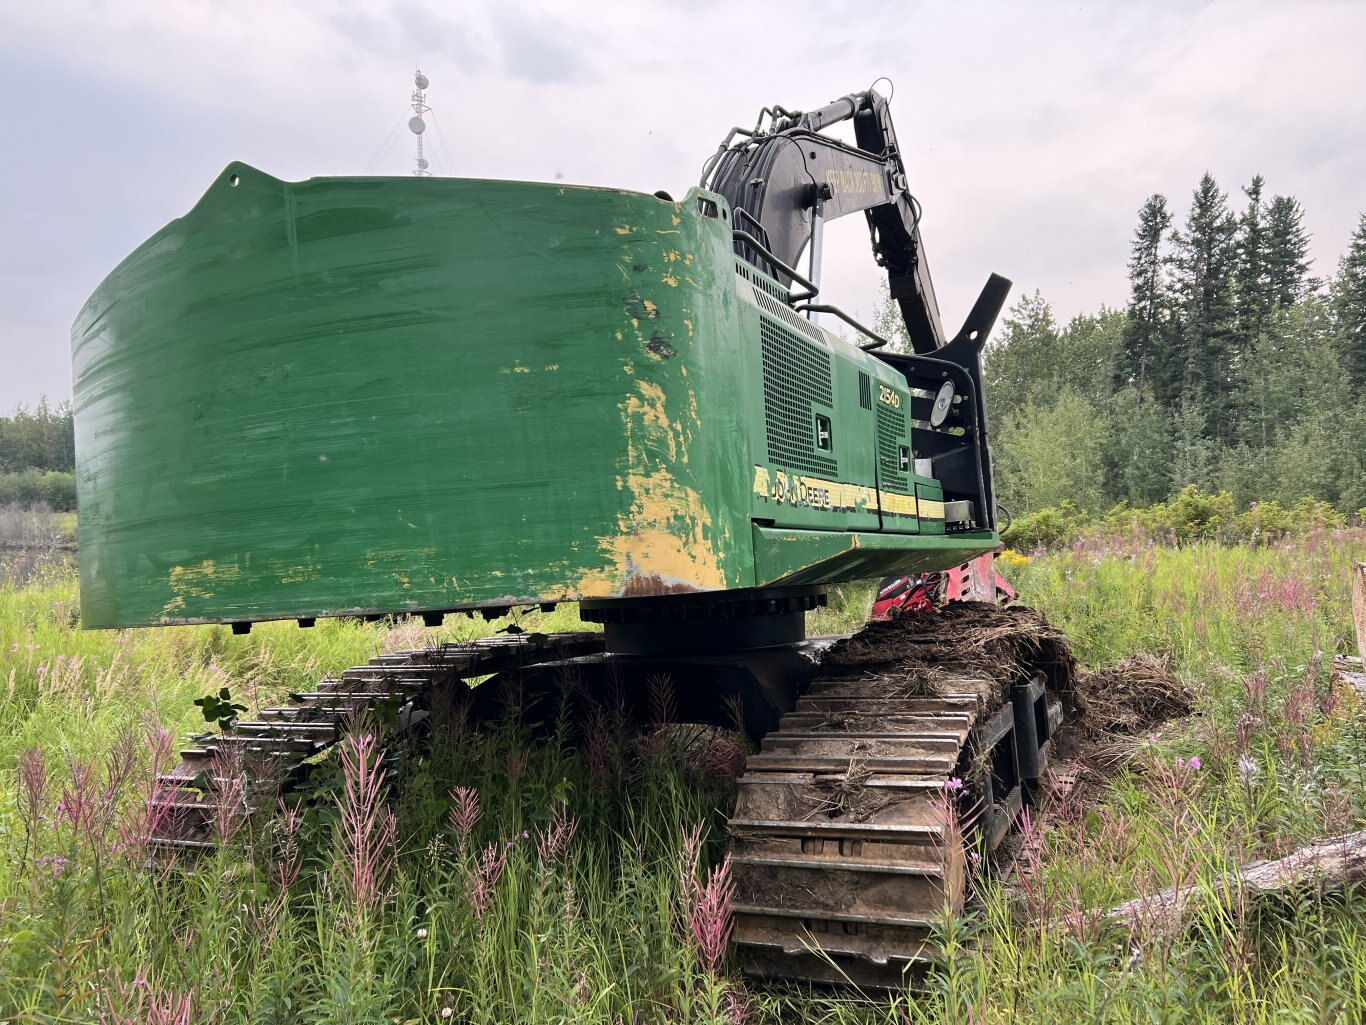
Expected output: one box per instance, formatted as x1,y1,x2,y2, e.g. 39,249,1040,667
1108,829,1366,929
1334,655,1366,700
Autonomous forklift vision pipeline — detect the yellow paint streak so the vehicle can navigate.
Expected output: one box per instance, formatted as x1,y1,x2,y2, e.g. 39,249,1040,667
572,377,723,595
683,318,694,337
164,559,243,617
642,299,659,317
630,381,670,428
575,468,723,594
280,564,320,584
664,250,682,262
614,226,633,235
661,273,679,287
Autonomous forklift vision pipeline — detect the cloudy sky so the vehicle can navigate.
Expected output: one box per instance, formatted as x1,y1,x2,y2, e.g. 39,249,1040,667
2,0,1364,410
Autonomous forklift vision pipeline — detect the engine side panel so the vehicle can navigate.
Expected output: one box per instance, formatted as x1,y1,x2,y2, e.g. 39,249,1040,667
72,167,757,627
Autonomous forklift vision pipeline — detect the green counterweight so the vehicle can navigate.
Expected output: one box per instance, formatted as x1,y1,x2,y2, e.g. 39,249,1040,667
72,164,996,629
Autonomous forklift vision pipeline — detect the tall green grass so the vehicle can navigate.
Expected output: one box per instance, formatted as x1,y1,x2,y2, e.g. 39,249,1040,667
1,530,1364,1023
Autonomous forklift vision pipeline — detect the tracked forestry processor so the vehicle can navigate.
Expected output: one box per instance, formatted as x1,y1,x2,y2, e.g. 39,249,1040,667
72,90,1066,987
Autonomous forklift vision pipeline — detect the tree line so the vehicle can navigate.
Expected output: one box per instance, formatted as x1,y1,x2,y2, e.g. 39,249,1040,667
0,400,76,510
979,174,1365,519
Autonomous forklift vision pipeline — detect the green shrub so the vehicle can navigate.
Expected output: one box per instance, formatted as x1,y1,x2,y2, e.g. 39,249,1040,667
0,470,76,511
1001,502,1088,550
1232,500,1295,540
1141,485,1237,543
1010,487,1353,551
1288,496,1346,532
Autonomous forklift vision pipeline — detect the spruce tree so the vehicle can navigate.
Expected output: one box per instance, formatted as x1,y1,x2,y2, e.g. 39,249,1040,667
1170,173,1239,439
1265,195,1312,306
1121,194,1172,404
1333,211,1366,387
1234,175,1272,345
982,292,1059,425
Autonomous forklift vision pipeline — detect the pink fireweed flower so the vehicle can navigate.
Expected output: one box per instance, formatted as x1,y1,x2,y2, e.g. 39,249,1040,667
97,970,193,1025
273,798,306,890
16,747,47,838
676,823,705,896
535,801,578,866
689,855,736,976
945,777,964,791
466,841,507,921
332,731,397,916
724,985,752,1025
448,786,481,854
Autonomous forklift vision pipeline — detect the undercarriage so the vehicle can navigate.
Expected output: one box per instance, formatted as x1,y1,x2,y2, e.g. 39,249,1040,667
152,588,1070,989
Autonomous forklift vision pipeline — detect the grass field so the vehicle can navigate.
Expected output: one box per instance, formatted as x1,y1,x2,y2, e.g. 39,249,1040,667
2,528,1365,1023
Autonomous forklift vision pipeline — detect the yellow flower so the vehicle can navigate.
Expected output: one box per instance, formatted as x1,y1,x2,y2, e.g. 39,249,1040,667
998,549,1032,570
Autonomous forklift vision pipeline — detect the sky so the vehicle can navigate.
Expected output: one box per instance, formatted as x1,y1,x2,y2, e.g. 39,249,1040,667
1,0,1364,411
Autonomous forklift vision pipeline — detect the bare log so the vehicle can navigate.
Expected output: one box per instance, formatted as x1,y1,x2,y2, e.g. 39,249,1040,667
1108,829,1366,929
1336,655,1366,699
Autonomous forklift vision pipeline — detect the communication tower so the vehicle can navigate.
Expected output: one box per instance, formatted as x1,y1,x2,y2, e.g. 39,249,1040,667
409,70,431,176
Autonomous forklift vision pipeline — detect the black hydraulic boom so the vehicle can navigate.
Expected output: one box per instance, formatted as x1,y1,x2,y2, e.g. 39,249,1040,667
702,90,1009,357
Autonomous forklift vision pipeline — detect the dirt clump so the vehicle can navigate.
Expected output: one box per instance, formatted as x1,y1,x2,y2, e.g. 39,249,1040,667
1072,654,1192,736
824,601,1079,714
824,603,1192,774
1049,653,1193,772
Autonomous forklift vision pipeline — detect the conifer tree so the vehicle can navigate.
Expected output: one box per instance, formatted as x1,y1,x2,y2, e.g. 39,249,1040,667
1120,194,1172,403
1170,173,1239,438
1265,195,1312,307
982,291,1059,424
1234,175,1272,344
1333,211,1366,387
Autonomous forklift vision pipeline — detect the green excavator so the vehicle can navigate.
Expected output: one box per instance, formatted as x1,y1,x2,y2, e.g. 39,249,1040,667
72,88,1064,987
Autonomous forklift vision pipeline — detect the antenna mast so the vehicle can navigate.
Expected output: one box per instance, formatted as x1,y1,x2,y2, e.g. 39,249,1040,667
408,70,431,176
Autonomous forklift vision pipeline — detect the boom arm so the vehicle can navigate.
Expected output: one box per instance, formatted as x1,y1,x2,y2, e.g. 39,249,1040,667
702,91,1008,355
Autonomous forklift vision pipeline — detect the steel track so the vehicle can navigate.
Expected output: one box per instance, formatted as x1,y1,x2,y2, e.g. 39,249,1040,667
728,660,1059,988
148,632,606,854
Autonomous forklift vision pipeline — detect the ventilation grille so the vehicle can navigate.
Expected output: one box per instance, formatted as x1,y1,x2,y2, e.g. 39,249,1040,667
760,317,836,476
859,372,872,410
735,261,789,300
877,401,909,492
753,288,824,342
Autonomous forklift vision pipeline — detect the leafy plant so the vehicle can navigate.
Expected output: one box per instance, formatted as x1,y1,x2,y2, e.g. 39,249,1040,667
192,685,247,731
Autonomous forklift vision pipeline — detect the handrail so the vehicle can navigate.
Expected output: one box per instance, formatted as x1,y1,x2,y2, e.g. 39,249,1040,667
789,304,889,349
731,230,820,300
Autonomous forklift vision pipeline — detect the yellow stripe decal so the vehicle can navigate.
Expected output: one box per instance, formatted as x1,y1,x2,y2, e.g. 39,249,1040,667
751,465,944,521
878,490,918,517
752,466,876,513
